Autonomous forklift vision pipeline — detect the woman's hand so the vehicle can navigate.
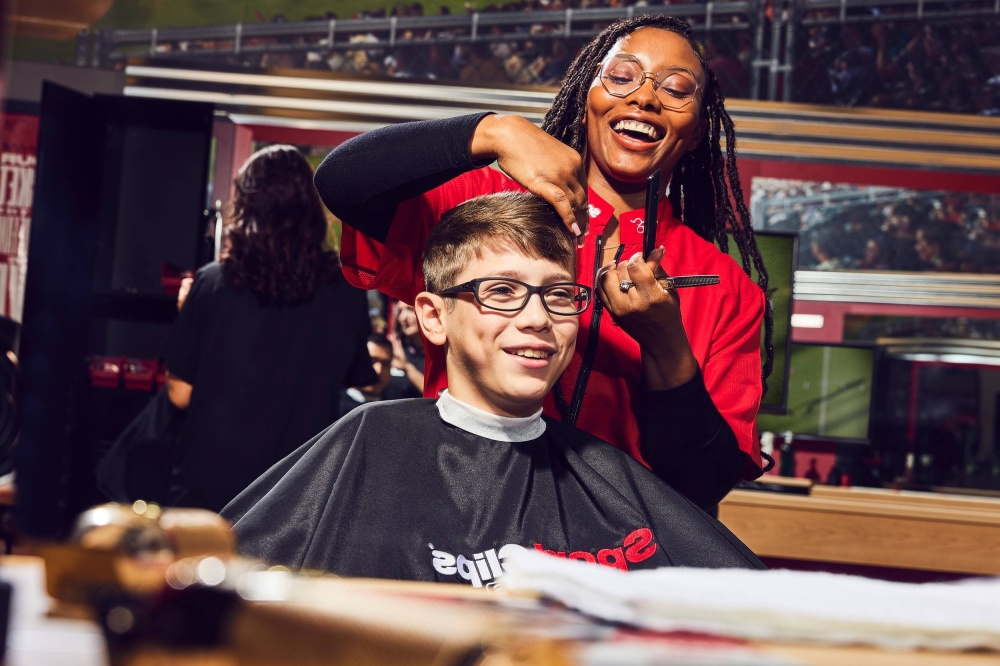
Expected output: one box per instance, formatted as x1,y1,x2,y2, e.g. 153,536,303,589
596,247,699,390
470,114,589,244
177,277,194,312
165,371,193,410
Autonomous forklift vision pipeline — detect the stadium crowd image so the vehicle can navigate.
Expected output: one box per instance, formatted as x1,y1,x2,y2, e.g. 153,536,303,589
2,0,1000,664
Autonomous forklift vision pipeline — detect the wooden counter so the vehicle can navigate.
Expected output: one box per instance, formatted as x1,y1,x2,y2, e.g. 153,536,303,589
4,555,1000,666
718,484,1000,575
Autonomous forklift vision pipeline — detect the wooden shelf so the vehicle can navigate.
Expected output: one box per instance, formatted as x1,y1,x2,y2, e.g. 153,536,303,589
719,486,1000,575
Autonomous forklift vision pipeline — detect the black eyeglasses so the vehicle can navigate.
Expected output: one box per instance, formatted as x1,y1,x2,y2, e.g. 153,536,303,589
598,53,701,111
435,277,592,316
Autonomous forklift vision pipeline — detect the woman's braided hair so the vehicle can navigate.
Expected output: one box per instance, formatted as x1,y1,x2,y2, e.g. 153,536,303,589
542,15,775,394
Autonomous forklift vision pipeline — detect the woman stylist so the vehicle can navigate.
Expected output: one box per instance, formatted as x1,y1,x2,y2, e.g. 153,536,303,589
315,16,772,509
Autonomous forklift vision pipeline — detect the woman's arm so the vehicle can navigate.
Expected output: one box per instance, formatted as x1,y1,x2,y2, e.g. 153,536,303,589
640,373,745,510
177,277,194,311
165,372,193,410
314,113,495,243
595,248,762,506
164,266,213,408
313,113,589,243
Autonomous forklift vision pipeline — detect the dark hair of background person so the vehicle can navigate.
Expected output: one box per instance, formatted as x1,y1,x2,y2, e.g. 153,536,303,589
368,332,393,352
542,16,774,390
221,144,341,307
423,192,576,294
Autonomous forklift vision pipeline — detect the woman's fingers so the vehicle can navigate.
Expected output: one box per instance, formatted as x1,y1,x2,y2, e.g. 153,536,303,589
624,247,673,297
566,158,590,238
488,116,589,243
533,181,588,243
623,251,660,293
599,248,675,309
596,261,628,311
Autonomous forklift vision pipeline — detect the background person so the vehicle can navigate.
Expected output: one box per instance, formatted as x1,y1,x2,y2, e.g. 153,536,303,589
164,145,376,512
315,16,771,509
340,333,400,416
390,301,425,397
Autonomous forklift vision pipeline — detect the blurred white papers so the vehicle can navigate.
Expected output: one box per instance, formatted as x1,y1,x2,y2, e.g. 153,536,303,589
502,550,1000,651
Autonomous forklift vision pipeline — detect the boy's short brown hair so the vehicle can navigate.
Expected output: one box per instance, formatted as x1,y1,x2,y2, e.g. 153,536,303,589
422,192,576,293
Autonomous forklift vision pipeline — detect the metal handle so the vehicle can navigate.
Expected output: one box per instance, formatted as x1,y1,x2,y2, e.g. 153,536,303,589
663,275,721,289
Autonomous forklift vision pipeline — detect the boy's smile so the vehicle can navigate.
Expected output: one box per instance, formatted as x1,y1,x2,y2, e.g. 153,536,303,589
416,247,580,418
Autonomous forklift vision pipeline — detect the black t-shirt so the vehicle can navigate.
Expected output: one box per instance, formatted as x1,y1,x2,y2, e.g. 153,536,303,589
165,262,376,512
383,374,422,401
223,399,763,584
402,339,425,374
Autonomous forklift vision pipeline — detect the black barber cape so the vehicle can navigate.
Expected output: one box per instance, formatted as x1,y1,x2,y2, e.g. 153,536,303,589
223,396,764,587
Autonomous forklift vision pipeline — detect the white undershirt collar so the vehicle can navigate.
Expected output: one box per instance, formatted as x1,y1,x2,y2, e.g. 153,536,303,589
436,389,546,442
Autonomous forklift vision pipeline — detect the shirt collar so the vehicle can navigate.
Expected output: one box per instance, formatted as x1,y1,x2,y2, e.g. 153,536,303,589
436,389,546,442
586,188,615,236
585,186,679,238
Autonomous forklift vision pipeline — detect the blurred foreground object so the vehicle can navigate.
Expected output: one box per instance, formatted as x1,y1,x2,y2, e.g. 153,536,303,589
502,549,1000,652
0,315,19,479
39,502,233,603
5,543,1000,665
0,318,19,554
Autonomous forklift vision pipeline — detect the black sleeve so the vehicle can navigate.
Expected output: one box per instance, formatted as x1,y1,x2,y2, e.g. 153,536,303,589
313,112,495,244
640,371,746,510
164,268,212,384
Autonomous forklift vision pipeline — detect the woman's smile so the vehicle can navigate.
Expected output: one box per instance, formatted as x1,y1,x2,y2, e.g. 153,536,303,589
609,115,666,151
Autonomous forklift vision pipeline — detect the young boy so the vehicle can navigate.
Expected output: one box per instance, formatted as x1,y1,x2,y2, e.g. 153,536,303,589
223,193,763,585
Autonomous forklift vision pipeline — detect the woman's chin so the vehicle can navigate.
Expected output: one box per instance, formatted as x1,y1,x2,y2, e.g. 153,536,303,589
596,154,664,185
609,158,664,183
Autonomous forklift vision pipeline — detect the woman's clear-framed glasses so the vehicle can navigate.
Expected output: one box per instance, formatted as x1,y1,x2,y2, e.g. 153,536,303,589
598,53,701,110
435,277,592,316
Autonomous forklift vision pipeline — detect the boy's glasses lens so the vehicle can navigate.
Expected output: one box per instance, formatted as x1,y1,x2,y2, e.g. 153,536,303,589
599,56,698,110
541,283,590,315
475,279,590,315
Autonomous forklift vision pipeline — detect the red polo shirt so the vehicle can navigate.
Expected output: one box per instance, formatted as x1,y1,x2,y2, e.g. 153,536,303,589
340,167,765,478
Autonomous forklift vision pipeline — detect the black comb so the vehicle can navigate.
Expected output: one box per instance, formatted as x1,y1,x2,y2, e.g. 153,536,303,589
643,169,660,260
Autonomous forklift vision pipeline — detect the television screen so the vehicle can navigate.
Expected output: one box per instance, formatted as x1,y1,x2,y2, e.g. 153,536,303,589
757,343,875,442
750,177,1000,275
728,230,796,412
870,340,1000,491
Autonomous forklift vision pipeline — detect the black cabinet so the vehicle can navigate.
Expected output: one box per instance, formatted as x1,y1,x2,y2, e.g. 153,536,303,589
16,83,213,538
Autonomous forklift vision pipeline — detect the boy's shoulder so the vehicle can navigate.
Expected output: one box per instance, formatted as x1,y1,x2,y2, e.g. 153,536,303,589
349,398,438,425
